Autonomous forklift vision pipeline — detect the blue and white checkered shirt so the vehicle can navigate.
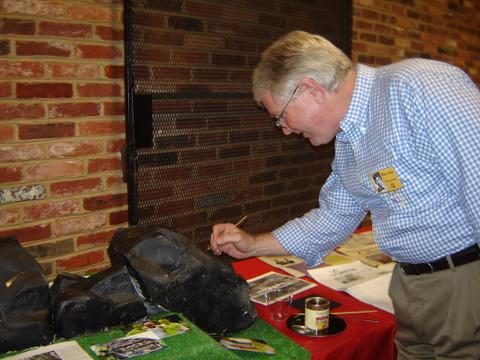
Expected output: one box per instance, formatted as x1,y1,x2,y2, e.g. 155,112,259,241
273,59,480,266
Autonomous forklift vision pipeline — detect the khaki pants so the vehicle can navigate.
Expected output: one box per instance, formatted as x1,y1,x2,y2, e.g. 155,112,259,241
389,259,480,360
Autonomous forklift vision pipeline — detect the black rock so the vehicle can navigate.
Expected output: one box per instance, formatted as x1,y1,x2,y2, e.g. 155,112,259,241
0,236,52,352
108,225,256,336
51,265,147,338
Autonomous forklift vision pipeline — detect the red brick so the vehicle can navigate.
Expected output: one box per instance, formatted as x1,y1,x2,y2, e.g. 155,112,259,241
50,177,102,196
103,101,124,116
106,175,125,189
83,193,127,211
87,157,122,173
354,19,374,30
47,140,103,157
0,60,43,78
360,33,377,42
172,212,207,228
0,124,14,141
23,199,81,222
76,44,122,59
39,21,92,38
361,8,381,20
17,83,73,98
47,102,100,118
0,223,51,244
16,40,71,57
139,186,175,200
0,207,21,225
0,18,35,35
0,82,11,97
67,4,116,21
230,70,251,81
54,213,105,235
146,166,194,182
78,120,124,135
185,1,222,17
352,42,369,52
143,29,184,45
1,0,64,17
151,67,190,81
25,160,84,181
96,0,123,5
95,25,124,41
77,83,122,97
46,63,99,78
171,51,209,64
19,123,75,140
77,229,116,249
0,166,22,183
135,48,169,61
0,144,45,162
109,209,128,225
56,249,105,272
0,103,44,120
105,138,124,153
104,65,124,79
180,148,216,163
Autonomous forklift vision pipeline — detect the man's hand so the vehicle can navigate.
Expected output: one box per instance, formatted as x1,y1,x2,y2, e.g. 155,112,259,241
210,224,289,259
210,223,254,259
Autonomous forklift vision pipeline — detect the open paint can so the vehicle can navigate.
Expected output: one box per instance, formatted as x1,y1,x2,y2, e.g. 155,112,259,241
305,296,330,333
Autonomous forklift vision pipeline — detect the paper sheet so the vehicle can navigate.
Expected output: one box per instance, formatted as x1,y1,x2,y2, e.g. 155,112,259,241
4,341,92,360
346,272,394,313
307,261,395,313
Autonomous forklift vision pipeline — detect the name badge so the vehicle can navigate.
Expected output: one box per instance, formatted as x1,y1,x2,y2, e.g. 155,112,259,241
370,167,403,194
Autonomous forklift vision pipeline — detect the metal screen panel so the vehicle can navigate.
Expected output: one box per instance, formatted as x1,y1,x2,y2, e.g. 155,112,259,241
124,0,352,248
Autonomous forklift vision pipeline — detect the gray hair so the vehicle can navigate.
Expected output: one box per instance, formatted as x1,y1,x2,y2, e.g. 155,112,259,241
252,31,354,106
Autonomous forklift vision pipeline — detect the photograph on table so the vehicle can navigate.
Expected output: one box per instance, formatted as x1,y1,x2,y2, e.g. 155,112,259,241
247,271,316,305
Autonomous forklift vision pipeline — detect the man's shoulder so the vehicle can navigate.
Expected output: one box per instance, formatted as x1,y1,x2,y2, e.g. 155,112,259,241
376,58,460,82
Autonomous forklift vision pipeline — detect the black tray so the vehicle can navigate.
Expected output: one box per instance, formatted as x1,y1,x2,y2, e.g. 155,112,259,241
287,313,346,337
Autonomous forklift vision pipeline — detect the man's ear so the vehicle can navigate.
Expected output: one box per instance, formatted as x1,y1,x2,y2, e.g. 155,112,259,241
299,78,326,104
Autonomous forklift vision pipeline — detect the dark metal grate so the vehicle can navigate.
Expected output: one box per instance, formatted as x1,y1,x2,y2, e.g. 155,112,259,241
124,0,352,248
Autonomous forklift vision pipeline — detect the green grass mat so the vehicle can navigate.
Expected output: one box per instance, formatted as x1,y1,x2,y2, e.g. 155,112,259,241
231,318,310,359
1,314,310,359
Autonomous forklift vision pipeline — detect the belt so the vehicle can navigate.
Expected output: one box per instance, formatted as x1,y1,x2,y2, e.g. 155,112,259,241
399,244,480,275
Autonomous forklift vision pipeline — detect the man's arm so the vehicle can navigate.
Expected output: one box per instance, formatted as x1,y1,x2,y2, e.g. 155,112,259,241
210,224,289,258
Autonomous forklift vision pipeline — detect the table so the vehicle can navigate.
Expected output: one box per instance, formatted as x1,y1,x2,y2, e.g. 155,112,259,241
232,257,397,360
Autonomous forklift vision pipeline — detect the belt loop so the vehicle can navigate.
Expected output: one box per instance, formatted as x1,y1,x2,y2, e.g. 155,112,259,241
446,255,455,271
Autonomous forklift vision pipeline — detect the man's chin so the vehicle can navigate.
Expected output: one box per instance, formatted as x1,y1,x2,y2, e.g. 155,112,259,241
307,137,322,146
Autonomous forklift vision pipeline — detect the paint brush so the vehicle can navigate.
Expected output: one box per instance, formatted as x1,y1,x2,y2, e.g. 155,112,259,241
330,310,378,315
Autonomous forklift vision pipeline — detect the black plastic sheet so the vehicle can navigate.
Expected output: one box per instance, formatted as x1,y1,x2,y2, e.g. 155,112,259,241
108,225,256,336
0,236,52,352
51,265,147,339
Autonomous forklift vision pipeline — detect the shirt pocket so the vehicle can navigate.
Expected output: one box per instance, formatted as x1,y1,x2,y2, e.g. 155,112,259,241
367,154,452,215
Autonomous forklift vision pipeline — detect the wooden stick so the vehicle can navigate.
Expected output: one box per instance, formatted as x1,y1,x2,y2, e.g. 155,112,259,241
342,318,380,323
233,215,248,228
330,310,378,315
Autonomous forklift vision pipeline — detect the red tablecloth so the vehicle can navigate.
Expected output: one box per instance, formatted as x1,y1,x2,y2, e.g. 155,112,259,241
233,257,397,360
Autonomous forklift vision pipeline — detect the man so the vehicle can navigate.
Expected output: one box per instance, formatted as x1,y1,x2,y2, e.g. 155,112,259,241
210,31,480,359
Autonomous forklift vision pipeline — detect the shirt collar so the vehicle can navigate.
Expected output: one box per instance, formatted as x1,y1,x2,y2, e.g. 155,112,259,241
337,64,375,143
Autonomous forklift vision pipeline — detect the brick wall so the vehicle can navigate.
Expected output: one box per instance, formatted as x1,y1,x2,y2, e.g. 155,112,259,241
1,0,479,279
127,1,349,248
353,0,480,84
0,0,125,277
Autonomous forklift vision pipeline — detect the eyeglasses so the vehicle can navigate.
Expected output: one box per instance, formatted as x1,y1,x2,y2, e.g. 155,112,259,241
273,85,299,128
